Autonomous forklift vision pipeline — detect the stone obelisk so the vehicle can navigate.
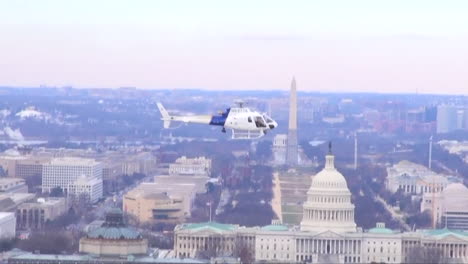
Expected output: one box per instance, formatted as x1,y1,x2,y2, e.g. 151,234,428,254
286,77,298,166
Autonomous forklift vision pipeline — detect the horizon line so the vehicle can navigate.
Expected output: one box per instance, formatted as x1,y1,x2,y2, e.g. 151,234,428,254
0,84,466,97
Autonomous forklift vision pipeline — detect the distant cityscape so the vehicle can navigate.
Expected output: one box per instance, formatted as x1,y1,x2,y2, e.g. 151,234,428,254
0,83,467,264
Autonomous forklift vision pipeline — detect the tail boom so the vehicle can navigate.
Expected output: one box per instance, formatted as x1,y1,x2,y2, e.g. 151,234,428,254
157,102,212,128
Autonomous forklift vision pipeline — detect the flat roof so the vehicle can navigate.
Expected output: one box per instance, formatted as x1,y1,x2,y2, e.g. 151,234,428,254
47,157,101,166
0,178,25,184
0,212,15,218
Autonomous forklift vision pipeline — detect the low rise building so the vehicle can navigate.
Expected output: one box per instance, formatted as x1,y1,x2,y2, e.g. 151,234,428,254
16,197,68,230
273,134,288,148
169,156,211,176
0,178,28,193
125,182,195,222
0,212,16,239
0,193,36,212
123,188,186,224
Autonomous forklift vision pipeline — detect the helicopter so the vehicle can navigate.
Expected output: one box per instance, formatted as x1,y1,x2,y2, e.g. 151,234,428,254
156,101,277,139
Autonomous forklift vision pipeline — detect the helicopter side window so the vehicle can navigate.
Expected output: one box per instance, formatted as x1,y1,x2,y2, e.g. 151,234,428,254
248,117,252,123
254,116,267,128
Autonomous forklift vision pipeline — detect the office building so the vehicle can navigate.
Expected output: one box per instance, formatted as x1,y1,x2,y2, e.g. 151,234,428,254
42,157,102,194
67,175,103,203
437,105,458,134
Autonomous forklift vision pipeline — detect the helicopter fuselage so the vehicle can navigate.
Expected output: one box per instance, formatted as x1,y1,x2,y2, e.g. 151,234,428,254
157,103,277,138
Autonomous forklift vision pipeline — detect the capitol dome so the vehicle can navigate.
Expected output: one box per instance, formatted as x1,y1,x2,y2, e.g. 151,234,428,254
300,152,357,233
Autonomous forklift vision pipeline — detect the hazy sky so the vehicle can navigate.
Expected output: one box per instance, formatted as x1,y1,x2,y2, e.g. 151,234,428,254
1,0,468,94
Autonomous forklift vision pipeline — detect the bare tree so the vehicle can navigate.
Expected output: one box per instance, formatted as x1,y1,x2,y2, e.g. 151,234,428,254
406,246,444,264
233,239,254,264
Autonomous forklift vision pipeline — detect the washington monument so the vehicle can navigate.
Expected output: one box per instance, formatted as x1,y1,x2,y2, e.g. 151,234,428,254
286,77,298,166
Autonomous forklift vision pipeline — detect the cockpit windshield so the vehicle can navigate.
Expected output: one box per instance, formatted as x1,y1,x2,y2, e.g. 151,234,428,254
254,116,267,128
263,114,274,123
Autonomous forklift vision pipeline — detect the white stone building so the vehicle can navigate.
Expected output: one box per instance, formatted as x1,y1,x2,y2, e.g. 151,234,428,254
42,157,103,194
386,160,459,196
169,156,211,176
422,183,468,230
67,175,103,204
0,212,16,239
174,153,468,263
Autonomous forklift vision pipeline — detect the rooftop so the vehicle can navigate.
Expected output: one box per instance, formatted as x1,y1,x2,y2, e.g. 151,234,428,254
48,157,101,166
261,224,289,231
368,227,395,234
182,222,236,232
0,178,25,184
86,208,143,240
0,212,14,219
425,228,468,238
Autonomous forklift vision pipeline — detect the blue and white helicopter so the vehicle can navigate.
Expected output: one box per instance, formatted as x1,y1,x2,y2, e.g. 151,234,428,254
157,101,277,139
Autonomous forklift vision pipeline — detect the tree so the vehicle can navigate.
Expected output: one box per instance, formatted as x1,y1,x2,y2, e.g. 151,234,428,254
45,208,77,230
24,173,42,193
205,182,215,193
406,210,432,229
49,186,64,197
405,246,444,264
0,238,17,252
16,232,77,254
0,167,6,177
233,239,254,264
254,140,272,163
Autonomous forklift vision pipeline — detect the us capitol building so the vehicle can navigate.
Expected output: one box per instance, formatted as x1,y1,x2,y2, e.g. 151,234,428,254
175,152,468,263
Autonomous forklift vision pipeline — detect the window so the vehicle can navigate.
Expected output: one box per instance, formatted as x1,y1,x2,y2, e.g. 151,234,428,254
248,117,252,123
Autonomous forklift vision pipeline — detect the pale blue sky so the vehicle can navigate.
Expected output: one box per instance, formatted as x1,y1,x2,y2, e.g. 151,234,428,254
1,0,467,94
